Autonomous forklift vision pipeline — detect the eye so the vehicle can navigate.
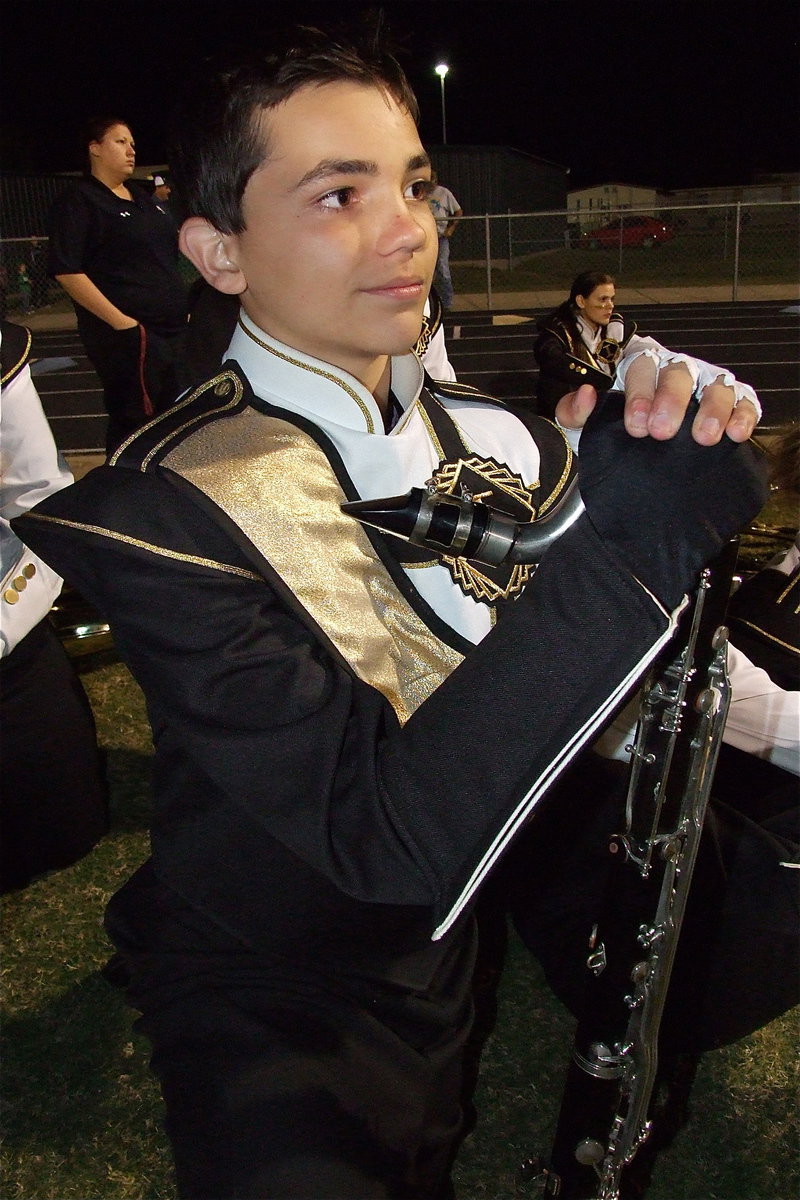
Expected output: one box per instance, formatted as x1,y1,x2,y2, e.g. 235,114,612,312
406,179,433,201
318,187,357,210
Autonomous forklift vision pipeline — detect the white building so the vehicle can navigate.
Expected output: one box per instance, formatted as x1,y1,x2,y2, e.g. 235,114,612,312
567,182,661,231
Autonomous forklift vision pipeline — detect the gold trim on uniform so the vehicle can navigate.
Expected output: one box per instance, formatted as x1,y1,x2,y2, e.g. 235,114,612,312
161,409,465,724
435,380,496,401
238,316,376,434
776,573,800,611
432,456,537,517
108,371,245,469
538,439,574,516
445,556,532,604
416,402,447,461
733,618,800,657
1,327,32,385
429,454,538,602
414,314,433,358
20,512,263,580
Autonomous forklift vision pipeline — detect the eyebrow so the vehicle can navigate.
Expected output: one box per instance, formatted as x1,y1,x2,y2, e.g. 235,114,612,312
294,152,431,191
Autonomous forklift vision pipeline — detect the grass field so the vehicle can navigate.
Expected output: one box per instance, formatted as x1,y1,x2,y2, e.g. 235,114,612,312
2,501,798,1200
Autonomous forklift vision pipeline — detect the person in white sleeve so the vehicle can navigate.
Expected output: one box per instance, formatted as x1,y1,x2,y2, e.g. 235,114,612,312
0,320,107,892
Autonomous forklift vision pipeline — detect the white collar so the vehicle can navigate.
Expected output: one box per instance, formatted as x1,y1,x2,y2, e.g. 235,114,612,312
228,310,425,435
576,313,602,353
222,308,541,647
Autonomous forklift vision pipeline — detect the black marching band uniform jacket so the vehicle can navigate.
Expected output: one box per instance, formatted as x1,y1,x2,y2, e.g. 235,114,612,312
533,308,635,419
14,311,679,977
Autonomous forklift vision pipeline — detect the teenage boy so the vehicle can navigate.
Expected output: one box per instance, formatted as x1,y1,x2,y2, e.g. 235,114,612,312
15,27,764,1200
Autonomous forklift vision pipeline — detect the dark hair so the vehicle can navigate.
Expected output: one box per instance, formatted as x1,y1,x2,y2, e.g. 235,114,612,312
169,22,418,234
568,271,615,306
769,424,800,495
84,116,131,147
82,117,132,174
538,270,616,332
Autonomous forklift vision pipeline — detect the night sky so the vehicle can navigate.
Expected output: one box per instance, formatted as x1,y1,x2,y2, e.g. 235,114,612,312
3,0,797,191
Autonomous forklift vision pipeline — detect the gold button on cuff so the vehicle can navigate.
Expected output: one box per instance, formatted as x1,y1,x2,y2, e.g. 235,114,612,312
12,576,28,592
3,589,19,604
214,379,233,397
22,563,36,579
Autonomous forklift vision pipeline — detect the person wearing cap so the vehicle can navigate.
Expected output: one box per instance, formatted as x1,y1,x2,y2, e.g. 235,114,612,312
151,174,172,203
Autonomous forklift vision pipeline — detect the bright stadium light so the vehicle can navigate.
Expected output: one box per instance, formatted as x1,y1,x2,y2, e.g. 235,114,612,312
434,63,449,144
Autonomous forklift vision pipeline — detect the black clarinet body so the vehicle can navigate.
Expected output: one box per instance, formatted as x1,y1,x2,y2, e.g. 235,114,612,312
526,540,739,1199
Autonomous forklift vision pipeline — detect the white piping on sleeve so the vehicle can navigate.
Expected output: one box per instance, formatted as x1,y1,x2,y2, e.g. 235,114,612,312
431,597,684,940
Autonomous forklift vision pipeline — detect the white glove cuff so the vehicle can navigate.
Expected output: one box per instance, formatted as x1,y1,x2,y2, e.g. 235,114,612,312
699,373,762,424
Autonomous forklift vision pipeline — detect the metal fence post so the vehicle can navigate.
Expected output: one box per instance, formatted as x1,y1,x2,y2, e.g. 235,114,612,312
732,202,742,301
485,213,493,311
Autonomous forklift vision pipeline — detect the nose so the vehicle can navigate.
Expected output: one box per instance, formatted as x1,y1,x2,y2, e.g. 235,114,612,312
375,194,431,257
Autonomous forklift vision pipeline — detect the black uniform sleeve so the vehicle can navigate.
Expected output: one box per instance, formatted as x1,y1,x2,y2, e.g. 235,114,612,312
534,328,611,393
533,327,569,377
14,408,766,939
47,186,92,277
14,466,670,935
1,321,32,384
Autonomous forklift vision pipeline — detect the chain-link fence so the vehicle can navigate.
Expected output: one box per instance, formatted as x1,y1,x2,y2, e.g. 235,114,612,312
449,200,799,308
1,200,797,319
0,235,198,320
1,236,56,316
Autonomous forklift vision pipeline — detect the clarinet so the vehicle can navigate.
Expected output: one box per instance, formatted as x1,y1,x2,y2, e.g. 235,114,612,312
523,539,737,1199
342,483,737,1200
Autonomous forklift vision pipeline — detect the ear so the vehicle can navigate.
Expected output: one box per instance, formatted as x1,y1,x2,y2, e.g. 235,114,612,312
575,295,586,311
179,218,246,295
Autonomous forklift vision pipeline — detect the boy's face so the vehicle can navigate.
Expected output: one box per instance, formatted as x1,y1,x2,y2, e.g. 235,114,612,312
225,81,437,387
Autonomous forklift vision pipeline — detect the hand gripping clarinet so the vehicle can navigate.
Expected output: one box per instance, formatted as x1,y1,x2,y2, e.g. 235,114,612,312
343,474,737,1200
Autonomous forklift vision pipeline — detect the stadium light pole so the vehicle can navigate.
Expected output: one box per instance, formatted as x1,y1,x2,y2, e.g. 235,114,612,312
434,63,449,144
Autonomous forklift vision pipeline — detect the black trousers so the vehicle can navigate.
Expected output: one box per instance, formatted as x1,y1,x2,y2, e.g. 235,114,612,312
107,863,475,1199
78,315,188,456
0,618,108,892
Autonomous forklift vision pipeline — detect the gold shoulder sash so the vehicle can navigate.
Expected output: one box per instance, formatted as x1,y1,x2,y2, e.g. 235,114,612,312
161,407,464,725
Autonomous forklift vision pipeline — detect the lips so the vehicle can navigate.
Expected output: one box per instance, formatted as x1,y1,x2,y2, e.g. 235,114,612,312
364,277,424,299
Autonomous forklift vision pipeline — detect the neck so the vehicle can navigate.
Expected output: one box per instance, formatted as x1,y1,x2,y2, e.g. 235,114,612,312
365,357,392,417
237,308,395,420
92,166,129,195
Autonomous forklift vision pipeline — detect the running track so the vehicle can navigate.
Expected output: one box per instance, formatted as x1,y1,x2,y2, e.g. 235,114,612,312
29,298,798,455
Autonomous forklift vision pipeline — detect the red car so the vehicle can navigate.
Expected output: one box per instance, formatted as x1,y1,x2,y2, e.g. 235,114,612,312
582,215,675,249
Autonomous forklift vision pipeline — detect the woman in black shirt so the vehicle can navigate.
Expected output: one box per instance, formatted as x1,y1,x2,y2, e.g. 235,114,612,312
48,117,189,454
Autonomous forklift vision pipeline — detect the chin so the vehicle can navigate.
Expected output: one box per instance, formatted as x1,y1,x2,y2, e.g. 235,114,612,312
389,309,428,352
